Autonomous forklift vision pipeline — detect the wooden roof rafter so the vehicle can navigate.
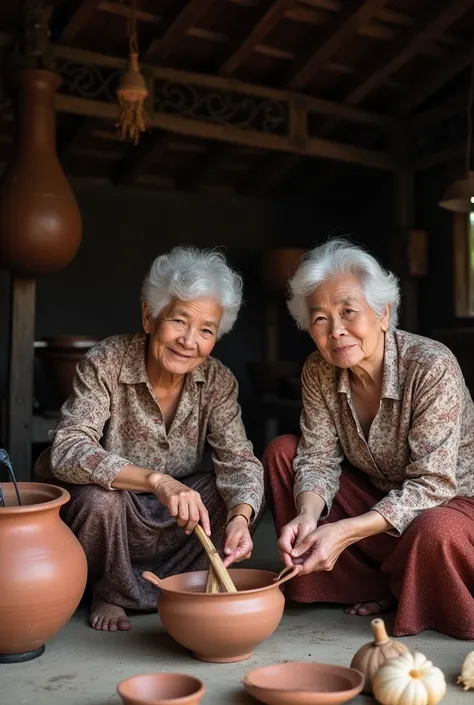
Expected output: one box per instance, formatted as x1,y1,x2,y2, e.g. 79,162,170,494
218,0,294,76
285,0,390,90
58,0,101,43
144,0,217,62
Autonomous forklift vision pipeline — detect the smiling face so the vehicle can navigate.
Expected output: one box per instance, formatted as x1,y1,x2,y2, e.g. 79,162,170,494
142,297,223,380
306,273,389,370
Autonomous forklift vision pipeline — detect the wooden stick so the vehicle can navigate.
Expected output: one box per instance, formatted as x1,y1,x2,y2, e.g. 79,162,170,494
205,565,220,593
194,524,237,592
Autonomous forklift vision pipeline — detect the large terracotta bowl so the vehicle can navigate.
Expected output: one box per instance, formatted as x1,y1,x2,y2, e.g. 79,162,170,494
143,567,298,663
243,662,364,705
117,673,205,705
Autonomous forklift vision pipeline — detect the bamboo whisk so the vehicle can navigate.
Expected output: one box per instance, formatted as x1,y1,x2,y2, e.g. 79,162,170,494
193,524,237,593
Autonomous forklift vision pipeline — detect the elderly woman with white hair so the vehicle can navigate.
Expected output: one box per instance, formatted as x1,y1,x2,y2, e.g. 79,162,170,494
35,246,264,632
264,238,474,639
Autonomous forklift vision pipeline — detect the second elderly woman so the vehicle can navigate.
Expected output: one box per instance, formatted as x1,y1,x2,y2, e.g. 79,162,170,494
264,238,474,640
35,247,264,632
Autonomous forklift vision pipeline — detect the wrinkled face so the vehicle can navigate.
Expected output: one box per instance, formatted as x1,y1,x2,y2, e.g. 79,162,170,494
306,274,389,369
142,297,223,377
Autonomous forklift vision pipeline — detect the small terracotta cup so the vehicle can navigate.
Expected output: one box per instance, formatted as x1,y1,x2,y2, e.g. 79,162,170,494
117,673,205,705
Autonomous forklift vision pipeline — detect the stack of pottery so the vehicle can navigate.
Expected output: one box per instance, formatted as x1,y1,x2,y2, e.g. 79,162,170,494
0,450,87,663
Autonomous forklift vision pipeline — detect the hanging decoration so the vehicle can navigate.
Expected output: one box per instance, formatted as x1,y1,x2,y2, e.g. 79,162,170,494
116,0,148,145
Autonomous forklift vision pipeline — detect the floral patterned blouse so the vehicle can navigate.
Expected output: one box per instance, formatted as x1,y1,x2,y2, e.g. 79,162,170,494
293,329,474,535
37,333,264,518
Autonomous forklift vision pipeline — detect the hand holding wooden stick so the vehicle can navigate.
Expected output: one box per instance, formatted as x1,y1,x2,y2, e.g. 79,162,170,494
194,524,237,593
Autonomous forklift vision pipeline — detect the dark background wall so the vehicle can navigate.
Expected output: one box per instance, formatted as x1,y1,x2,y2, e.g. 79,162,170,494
0,177,385,404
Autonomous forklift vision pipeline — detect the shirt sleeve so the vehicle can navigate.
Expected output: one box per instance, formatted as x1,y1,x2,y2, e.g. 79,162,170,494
49,350,132,488
373,355,462,535
293,357,344,516
206,365,264,520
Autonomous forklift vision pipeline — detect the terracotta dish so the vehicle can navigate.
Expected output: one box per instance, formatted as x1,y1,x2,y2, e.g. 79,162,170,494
117,673,205,705
143,566,298,663
243,662,364,705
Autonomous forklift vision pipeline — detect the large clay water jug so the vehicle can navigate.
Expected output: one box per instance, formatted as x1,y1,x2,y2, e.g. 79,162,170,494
0,69,82,276
0,451,87,662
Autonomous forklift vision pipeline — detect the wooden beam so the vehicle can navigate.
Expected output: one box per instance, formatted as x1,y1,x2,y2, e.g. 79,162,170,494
97,1,161,25
179,143,237,190
54,93,396,170
53,43,396,129
243,153,300,196
114,131,171,185
397,41,474,115
144,0,216,61
7,279,36,481
413,141,465,172
285,0,389,90
58,0,101,43
340,0,474,107
408,90,467,132
219,0,293,76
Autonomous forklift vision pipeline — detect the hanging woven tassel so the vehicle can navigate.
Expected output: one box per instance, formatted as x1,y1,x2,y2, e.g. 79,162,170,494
116,0,148,144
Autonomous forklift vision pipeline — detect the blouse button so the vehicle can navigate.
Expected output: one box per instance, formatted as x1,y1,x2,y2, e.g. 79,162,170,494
159,441,169,450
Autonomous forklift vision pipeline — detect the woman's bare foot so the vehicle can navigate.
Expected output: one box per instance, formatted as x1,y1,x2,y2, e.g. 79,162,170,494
89,598,131,631
345,598,395,616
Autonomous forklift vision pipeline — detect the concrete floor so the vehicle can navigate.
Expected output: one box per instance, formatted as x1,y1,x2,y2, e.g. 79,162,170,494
0,514,471,705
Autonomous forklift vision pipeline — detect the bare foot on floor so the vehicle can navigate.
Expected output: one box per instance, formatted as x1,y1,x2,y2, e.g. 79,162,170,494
89,598,131,631
345,598,396,617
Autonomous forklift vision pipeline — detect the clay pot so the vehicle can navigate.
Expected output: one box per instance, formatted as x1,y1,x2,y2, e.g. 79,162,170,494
143,567,298,663
0,69,82,277
36,335,99,406
243,662,365,705
0,482,87,662
117,673,205,705
261,248,305,292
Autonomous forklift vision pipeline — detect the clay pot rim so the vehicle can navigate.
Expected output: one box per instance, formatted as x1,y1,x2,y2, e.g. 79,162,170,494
117,672,205,704
0,482,70,514
156,568,296,597
243,662,365,695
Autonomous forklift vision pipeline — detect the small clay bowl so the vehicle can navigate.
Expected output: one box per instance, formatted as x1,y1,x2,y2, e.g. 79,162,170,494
243,662,364,705
117,673,205,705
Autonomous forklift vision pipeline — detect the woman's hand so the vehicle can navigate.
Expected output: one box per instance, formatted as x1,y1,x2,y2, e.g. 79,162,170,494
151,474,211,536
278,511,319,568
223,516,253,568
284,519,354,575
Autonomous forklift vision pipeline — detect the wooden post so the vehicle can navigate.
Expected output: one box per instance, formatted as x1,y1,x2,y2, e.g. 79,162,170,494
392,132,418,332
7,278,36,481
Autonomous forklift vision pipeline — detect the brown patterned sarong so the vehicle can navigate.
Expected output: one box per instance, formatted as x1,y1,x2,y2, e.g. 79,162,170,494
61,472,236,611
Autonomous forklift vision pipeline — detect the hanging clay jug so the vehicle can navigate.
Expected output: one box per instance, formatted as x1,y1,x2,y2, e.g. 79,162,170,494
0,481,87,662
0,69,82,276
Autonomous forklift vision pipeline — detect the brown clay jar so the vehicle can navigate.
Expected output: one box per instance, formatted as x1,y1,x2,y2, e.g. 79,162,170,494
0,482,87,662
143,567,298,663
0,69,82,276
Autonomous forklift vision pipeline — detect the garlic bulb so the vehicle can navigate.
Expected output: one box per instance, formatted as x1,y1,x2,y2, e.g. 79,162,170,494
373,651,446,705
457,651,474,690
350,618,409,694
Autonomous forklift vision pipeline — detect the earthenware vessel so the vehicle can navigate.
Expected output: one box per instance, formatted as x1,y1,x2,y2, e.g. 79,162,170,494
117,673,205,705
143,566,298,663
0,482,87,662
0,69,82,276
243,662,365,705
